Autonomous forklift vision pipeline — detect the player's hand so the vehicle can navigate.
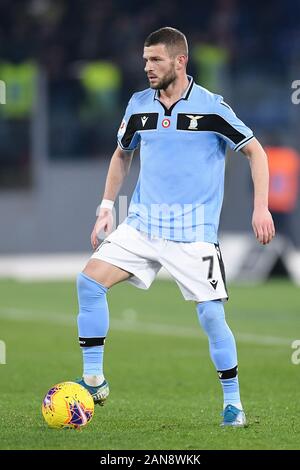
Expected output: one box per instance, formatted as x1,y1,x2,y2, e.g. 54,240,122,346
91,208,114,250
252,207,275,245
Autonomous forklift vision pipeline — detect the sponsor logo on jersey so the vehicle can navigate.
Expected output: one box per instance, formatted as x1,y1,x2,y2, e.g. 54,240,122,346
210,279,218,290
141,116,149,127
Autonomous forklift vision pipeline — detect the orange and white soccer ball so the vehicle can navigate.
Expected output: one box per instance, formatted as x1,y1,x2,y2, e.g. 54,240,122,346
42,381,94,429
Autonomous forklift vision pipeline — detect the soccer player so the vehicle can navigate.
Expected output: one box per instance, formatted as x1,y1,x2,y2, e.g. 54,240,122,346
76,27,275,427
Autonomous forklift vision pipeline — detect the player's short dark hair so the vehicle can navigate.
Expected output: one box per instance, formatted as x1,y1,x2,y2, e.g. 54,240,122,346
144,27,188,57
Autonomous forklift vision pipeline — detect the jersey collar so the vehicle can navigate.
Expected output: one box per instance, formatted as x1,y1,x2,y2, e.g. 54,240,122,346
153,75,194,101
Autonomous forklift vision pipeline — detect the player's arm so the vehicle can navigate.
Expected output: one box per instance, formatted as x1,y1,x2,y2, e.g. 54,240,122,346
91,146,134,249
102,145,134,202
241,138,275,245
91,94,140,249
213,97,275,244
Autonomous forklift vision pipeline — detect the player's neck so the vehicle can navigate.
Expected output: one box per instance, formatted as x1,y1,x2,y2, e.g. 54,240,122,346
159,74,189,105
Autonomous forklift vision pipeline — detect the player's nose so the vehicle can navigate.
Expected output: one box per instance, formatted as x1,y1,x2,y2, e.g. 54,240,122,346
144,62,152,73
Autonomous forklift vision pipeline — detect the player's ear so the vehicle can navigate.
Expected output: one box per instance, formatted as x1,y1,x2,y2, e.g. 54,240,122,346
176,54,188,69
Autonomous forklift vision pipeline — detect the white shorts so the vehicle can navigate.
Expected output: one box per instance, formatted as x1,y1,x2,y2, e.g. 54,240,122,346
91,223,228,302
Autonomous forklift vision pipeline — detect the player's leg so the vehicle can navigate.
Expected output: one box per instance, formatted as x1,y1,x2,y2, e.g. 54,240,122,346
76,224,161,404
161,240,246,426
83,258,131,287
196,300,246,426
76,259,131,404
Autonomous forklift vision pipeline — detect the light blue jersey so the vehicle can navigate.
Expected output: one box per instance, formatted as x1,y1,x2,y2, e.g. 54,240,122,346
117,76,253,243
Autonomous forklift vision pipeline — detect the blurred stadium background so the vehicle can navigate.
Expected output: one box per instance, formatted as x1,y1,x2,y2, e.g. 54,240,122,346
0,0,300,281
0,0,300,450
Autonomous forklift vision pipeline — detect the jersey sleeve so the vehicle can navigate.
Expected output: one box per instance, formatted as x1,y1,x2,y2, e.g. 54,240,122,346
117,96,141,151
213,96,254,152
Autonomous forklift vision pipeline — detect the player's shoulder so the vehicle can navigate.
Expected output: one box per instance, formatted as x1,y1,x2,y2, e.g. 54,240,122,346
192,82,231,111
129,87,154,106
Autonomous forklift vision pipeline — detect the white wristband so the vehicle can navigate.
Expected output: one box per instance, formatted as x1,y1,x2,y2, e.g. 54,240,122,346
100,199,114,210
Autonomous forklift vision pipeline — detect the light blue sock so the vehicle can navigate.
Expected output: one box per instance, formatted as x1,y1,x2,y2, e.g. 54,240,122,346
82,347,104,376
196,300,241,407
77,272,109,377
220,377,241,408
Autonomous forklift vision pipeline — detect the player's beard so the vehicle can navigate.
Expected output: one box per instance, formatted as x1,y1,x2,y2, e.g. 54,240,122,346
149,66,177,90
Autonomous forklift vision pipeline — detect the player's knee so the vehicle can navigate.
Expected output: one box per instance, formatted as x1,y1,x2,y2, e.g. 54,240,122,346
196,300,226,335
77,272,107,303
197,299,225,321
77,272,109,339
82,259,108,286
77,272,92,298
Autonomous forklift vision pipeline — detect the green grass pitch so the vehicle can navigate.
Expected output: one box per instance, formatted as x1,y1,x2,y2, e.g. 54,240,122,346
0,278,299,450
